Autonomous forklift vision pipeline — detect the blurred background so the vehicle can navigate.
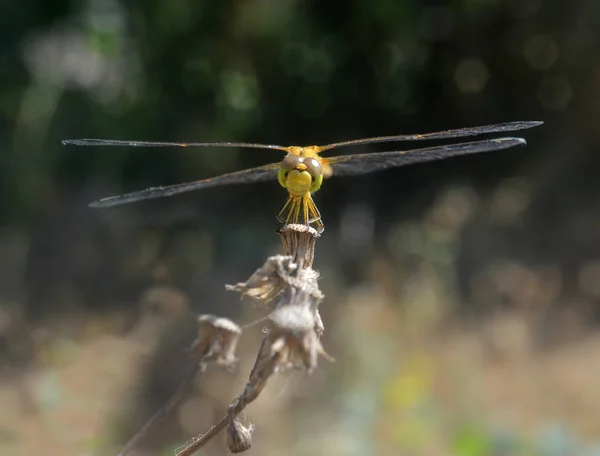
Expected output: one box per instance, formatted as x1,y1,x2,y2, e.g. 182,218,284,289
1,0,600,455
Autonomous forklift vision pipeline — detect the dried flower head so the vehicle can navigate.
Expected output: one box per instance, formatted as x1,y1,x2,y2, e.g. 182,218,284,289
226,255,323,309
226,418,254,453
226,255,295,307
268,305,333,374
278,223,319,268
189,314,242,369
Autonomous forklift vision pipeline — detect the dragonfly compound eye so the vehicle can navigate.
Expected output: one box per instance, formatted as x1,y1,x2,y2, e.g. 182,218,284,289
278,155,302,188
305,158,323,192
281,155,303,171
304,158,322,178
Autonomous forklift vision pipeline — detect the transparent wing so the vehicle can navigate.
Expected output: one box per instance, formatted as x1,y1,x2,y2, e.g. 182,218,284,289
327,137,527,177
319,121,542,152
64,121,542,153
90,163,280,208
63,139,287,151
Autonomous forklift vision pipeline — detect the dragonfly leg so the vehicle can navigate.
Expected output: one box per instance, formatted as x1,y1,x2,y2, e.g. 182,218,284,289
277,196,293,224
277,195,303,224
292,195,301,224
278,194,324,234
304,194,324,234
303,194,310,227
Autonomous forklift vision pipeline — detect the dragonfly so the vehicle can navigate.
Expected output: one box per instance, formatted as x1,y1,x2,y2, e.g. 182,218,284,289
63,120,542,233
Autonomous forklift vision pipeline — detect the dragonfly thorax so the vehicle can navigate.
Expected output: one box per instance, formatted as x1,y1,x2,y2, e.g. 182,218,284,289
278,153,324,196
286,145,322,157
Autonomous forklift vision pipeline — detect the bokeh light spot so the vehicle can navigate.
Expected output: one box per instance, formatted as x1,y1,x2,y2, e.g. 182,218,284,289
523,35,560,70
218,71,261,111
489,177,531,223
453,58,489,93
537,75,573,110
279,43,335,83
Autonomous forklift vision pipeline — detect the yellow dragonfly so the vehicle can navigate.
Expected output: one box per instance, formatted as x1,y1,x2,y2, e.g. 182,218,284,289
63,121,542,233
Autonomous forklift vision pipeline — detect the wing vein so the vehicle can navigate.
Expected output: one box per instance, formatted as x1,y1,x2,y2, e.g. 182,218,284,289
327,137,527,177
319,121,542,152
90,163,279,208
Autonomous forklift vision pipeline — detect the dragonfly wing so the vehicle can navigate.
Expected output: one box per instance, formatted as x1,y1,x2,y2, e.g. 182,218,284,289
90,163,280,208
63,138,286,151
327,137,527,177
320,121,541,152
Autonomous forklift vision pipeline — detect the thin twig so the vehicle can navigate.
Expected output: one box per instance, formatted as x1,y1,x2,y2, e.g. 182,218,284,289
116,357,202,456
176,342,283,456
116,316,241,456
176,414,230,456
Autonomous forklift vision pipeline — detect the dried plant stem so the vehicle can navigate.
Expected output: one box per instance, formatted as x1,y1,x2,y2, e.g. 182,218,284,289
175,223,327,455
116,316,241,456
176,340,282,456
176,415,229,456
116,359,202,456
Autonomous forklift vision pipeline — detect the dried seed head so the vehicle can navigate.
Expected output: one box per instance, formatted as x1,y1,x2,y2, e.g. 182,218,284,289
283,267,324,303
197,314,242,335
226,255,323,309
226,418,254,453
268,305,333,374
189,315,242,369
226,255,296,307
278,223,319,268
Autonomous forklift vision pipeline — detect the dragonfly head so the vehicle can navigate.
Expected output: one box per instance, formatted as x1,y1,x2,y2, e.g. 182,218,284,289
278,154,323,196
